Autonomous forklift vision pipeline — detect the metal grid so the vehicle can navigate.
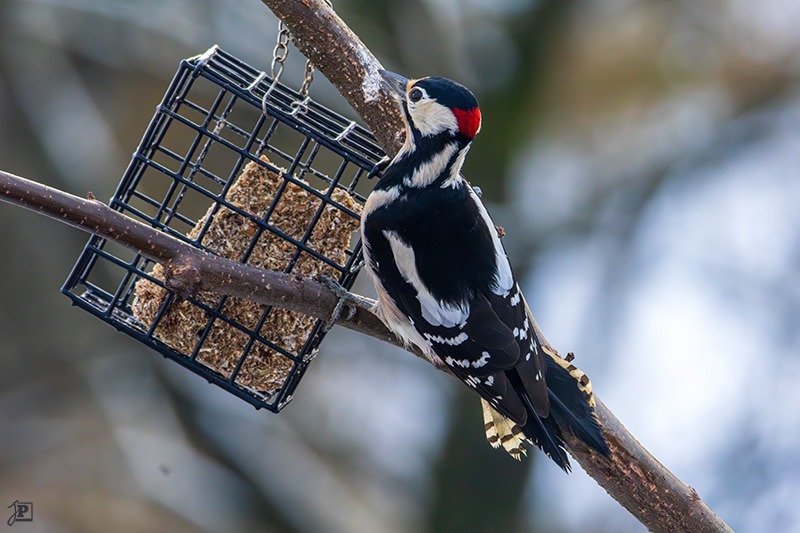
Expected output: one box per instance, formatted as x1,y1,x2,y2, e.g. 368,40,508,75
62,46,385,411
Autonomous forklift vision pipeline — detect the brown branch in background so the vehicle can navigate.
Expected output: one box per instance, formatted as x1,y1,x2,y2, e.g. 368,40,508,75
256,1,730,531
0,2,732,530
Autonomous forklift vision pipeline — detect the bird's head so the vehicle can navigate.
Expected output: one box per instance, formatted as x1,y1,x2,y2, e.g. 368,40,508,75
380,70,481,145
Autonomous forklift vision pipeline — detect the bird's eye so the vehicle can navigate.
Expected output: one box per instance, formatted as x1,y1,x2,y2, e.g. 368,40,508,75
408,88,423,103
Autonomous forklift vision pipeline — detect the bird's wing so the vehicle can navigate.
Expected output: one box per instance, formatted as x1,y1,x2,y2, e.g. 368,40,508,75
485,284,550,418
362,185,549,422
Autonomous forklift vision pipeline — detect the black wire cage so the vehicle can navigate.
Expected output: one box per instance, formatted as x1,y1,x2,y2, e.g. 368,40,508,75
62,46,385,412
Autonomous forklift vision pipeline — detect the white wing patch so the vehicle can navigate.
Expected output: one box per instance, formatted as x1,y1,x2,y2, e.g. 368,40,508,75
445,356,472,368
467,186,514,295
472,351,491,368
426,332,468,346
383,230,469,328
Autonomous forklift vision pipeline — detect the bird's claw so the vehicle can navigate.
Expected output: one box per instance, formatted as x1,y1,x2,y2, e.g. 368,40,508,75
317,274,374,332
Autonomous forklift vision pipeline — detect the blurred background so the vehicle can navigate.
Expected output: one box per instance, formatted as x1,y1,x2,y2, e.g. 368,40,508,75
1,0,799,531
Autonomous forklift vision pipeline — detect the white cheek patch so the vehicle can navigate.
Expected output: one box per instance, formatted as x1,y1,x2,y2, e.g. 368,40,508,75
410,100,458,137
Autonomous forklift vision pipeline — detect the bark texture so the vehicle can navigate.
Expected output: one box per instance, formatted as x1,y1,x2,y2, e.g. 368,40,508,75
256,2,731,531
0,2,733,530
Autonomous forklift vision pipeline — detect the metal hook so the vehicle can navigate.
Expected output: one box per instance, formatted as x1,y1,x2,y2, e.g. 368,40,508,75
289,96,312,116
262,77,281,118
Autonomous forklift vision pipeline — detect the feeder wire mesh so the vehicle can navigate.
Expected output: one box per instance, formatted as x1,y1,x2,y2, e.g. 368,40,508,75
62,46,385,411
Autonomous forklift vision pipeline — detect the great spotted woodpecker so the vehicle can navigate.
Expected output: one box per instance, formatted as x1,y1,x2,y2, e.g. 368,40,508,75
361,71,609,470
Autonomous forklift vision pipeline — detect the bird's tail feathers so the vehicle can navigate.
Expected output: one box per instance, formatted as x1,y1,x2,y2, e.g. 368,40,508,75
482,349,609,468
516,293,609,457
519,391,572,471
542,348,610,457
481,399,529,460
482,397,571,471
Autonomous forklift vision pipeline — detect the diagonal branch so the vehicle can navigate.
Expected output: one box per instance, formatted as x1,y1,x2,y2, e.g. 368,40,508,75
0,169,394,346
259,0,405,156
258,1,731,532
0,164,726,532
0,1,732,531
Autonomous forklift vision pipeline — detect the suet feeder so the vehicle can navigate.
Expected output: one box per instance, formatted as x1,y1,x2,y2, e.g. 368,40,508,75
62,46,385,411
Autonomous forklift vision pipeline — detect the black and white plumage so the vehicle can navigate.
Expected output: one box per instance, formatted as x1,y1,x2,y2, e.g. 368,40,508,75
362,71,609,470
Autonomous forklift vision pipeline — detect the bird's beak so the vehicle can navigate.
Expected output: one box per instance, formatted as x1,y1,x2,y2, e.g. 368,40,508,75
379,70,409,98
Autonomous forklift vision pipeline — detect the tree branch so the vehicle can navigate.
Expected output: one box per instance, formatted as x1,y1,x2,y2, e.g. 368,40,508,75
564,400,728,532
0,2,732,530
1,168,726,531
256,2,731,531
259,0,405,155
0,169,394,346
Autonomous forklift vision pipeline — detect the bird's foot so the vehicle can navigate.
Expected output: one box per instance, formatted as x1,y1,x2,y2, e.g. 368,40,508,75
317,274,374,332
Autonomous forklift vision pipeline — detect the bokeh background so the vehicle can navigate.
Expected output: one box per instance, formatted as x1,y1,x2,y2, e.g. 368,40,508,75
1,0,799,531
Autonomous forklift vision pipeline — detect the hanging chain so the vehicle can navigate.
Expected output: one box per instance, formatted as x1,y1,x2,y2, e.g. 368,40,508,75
271,22,291,83
290,59,314,115
298,59,315,98
262,2,333,116
262,21,291,116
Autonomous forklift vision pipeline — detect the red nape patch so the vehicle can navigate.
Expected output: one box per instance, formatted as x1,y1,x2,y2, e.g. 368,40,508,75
453,107,482,139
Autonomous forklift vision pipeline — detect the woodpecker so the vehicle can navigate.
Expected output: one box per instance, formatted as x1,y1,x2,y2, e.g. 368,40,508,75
360,71,610,470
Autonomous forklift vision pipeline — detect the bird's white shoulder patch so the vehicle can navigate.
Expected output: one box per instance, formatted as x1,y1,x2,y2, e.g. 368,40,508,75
383,230,469,327
363,186,401,217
